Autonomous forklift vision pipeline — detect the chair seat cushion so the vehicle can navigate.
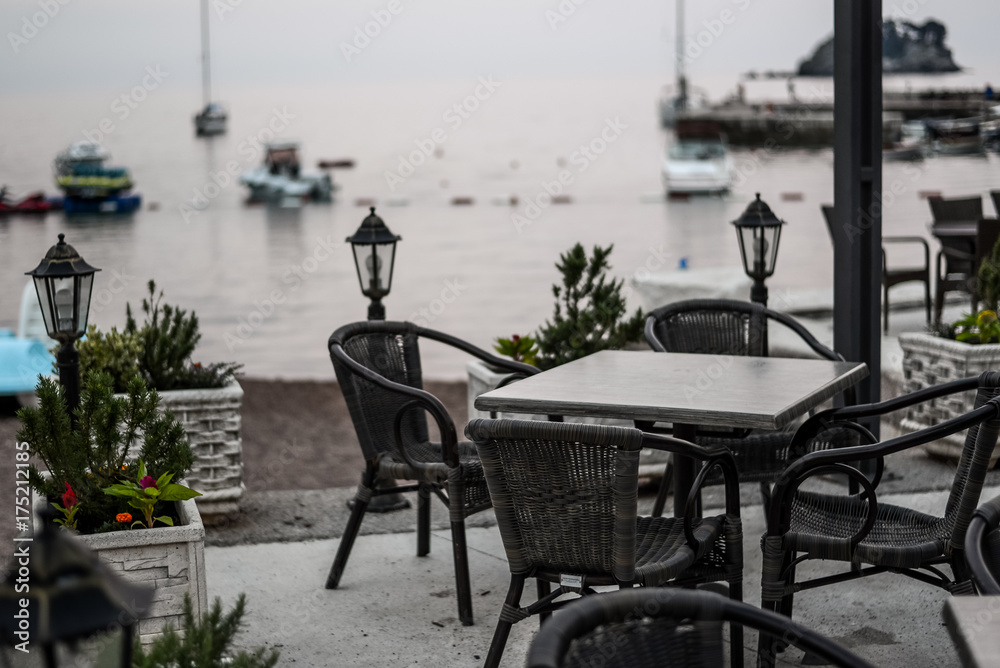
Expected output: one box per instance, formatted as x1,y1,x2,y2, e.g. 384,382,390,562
783,491,949,568
634,515,725,586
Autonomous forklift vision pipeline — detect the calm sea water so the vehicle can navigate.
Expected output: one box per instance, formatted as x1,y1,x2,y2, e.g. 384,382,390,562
2,76,1000,379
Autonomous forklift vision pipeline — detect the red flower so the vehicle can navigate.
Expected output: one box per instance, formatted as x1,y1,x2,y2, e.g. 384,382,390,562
511,334,520,343
62,482,77,509
140,476,158,490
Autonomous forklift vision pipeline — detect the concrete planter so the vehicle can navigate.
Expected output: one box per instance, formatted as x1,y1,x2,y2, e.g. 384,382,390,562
899,332,1000,462
155,380,245,518
466,359,668,474
35,494,207,646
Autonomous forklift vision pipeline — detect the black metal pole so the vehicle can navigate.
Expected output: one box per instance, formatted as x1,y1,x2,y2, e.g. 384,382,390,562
56,341,80,425
750,278,769,352
367,298,385,321
833,0,882,438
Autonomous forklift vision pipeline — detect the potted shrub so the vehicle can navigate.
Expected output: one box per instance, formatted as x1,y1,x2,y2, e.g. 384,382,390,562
467,243,644,425
19,372,208,644
900,238,1000,461
80,281,244,518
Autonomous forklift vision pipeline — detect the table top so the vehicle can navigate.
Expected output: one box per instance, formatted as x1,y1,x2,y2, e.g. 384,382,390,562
943,597,1000,668
475,351,868,430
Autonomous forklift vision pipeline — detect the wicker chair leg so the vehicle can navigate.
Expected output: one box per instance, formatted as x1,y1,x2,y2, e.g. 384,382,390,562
651,457,673,518
924,278,932,325
447,475,475,626
326,475,373,589
417,482,431,557
485,575,525,668
537,580,552,625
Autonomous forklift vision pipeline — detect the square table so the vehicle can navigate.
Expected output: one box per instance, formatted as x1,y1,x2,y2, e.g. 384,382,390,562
475,350,868,515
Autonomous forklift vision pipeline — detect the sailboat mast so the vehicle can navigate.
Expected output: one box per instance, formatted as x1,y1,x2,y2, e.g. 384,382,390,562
675,0,687,111
201,0,211,107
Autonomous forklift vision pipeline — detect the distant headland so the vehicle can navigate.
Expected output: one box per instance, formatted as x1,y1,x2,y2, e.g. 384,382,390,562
797,19,961,77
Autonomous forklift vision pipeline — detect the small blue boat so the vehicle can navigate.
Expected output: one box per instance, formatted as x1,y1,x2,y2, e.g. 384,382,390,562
61,193,142,215
0,284,54,398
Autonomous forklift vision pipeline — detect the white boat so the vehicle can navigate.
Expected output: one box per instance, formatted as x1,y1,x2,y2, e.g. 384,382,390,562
194,0,226,136
661,129,734,195
239,143,334,204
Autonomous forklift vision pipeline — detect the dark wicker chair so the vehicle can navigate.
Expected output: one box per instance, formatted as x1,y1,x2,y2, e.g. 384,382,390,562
928,195,989,323
822,204,931,332
325,321,538,626
526,588,875,668
759,371,1000,667
992,190,1000,218
964,494,1000,595
644,298,856,516
466,418,744,668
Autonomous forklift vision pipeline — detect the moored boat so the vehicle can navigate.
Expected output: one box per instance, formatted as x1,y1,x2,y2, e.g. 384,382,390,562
661,122,734,195
240,143,334,204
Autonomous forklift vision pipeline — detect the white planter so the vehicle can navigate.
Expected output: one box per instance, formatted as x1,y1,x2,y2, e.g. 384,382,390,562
34,494,207,646
899,332,1000,461
466,359,668,474
156,380,245,517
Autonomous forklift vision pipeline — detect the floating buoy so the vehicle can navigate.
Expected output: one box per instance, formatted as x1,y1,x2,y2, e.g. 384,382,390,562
317,159,355,169
556,157,567,168
781,192,804,201
451,196,474,206
919,190,942,199
147,202,160,211
552,195,572,204
434,148,444,158
385,197,409,206
668,192,691,201
355,197,376,207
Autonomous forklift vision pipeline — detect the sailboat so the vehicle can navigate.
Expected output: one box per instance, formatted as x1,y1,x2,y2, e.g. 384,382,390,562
659,0,688,128
194,0,227,136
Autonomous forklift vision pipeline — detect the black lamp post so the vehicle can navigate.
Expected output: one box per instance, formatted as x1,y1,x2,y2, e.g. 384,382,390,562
346,207,401,321
0,509,153,667
26,234,100,417
732,193,785,307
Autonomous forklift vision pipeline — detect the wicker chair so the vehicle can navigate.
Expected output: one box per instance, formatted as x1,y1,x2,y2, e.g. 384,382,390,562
325,321,538,626
822,204,931,332
644,298,856,515
526,588,875,668
928,195,988,323
964,494,1000,595
466,418,744,668
759,371,1000,667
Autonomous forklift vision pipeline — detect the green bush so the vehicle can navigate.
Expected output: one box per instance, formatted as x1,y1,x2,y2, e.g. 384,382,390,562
534,243,645,370
17,372,193,534
78,280,241,392
133,594,279,668
77,325,143,393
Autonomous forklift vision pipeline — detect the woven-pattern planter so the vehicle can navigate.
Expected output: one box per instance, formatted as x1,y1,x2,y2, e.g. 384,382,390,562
35,495,207,646
899,332,1000,461
157,381,244,517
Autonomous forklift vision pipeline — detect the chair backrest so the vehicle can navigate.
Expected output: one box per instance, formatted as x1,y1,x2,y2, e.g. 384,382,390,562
466,418,643,583
992,191,1000,219
645,299,766,357
929,195,983,222
329,321,430,461
645,298,841,362
965,495,1000,595
944,371,1000,550
525,588,875,668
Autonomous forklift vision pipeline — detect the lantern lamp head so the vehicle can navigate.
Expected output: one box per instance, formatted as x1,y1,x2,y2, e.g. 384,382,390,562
345,207,401,319
25,234,101,343
731,193,785,282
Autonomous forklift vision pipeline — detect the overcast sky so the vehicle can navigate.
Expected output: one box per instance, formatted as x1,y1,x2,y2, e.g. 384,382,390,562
0,0,994,93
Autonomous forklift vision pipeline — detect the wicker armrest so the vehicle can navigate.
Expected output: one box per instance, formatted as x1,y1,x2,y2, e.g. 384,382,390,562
414,324,539,378
330,340,461,467
641,433,740,548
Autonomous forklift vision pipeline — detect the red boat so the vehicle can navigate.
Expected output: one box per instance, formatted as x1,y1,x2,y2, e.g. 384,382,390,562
0,187,52,214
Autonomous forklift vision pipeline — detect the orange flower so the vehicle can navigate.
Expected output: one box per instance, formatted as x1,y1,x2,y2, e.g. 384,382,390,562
116,513,132,523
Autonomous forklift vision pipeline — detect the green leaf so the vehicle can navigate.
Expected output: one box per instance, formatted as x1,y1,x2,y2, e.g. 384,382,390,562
104,484,142,499
144,487,161,498
153,515,174,527
155,471,175,489
159,483,202,502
